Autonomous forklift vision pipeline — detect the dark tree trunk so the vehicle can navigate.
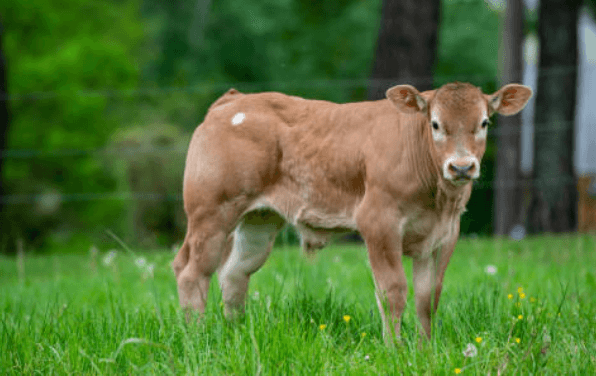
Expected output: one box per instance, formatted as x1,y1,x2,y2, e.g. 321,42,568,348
494,0,524,236
367,0,440,99
0,19,10,252
529,0,580,232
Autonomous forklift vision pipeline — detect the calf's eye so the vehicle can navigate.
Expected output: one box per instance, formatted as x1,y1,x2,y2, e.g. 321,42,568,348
431,121,439,130
481,119,490,128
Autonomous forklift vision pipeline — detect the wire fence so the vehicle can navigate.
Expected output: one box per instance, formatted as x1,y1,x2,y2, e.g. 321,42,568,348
0,118,580,162
1,67,591,206
0,153,581,205
0,180,581,205
1,64,593,101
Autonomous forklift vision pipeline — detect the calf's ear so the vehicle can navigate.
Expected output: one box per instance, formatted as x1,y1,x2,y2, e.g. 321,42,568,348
487,84,533,116
386,85,429,114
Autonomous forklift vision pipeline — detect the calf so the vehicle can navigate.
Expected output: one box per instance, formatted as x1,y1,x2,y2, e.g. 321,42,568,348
172,82,532,339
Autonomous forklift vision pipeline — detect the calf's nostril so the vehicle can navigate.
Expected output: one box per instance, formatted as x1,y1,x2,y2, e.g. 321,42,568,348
449,163,474,176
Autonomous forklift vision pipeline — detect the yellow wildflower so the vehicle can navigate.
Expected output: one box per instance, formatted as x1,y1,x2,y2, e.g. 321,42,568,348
343,315,351,323
519,292,526,299
518,315,523,320
475,337,482,343
319,324,327,330
361,332,367,338
517,287,524,294
455,368,462,374
515,302,521,308
530,297,536,303
515,338,521,344
507,294,513,300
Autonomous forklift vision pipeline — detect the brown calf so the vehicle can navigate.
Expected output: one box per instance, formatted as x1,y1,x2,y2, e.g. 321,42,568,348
172,82,532,339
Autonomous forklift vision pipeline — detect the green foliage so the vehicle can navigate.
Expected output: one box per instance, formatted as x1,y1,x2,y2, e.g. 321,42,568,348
1,0,143,249
263,0,381,102
435,0,499,91
109,124,189,246
1,235,595,373
585,0,596,18
142,0,381,104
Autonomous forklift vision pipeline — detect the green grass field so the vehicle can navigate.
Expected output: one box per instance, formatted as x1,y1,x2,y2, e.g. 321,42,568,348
1,235,595,375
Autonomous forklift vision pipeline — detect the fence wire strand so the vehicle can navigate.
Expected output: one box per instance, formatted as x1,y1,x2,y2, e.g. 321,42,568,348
2,64,593,101
0,175,581,205
1,65,592,206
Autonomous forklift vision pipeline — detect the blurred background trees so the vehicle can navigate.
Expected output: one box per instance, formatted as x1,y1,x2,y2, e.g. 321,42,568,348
0,19,8,250
1,0,143,252
0,0,594,253
529,0,581,232
367,0,440,98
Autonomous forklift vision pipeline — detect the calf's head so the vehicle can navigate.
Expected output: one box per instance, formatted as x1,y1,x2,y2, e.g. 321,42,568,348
387,82,532,185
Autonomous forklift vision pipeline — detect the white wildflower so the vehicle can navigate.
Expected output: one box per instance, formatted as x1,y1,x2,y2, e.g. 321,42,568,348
509,224,526,241
484,265,498,275
463,343,478,358
135,257,147,269
102,250,117,266
364,355,370,361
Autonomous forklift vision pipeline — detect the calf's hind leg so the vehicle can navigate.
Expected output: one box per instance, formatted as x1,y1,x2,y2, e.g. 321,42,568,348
218,211,285,318
172,209,232,319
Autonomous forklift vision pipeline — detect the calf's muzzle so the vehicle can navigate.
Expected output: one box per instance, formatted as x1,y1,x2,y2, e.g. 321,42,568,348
449,162,475,178
443,156,480,181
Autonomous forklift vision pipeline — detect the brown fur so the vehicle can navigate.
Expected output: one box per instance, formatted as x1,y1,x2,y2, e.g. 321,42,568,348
172,82,532,339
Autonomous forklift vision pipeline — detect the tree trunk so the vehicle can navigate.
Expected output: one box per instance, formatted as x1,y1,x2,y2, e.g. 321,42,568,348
367,0,440,99
529,0,580,232
494,0,524,236
0,19,10,253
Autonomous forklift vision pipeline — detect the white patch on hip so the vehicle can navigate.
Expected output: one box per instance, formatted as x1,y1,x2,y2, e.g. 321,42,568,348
231,112,245,126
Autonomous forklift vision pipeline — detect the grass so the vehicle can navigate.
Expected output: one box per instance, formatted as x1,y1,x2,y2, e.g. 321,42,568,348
1,234,596,374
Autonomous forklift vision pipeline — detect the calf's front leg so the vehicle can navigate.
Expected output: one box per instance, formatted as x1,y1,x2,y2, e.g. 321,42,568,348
412,231,458,339
412,255,436,338
369,241,408,341
357,201,407,340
